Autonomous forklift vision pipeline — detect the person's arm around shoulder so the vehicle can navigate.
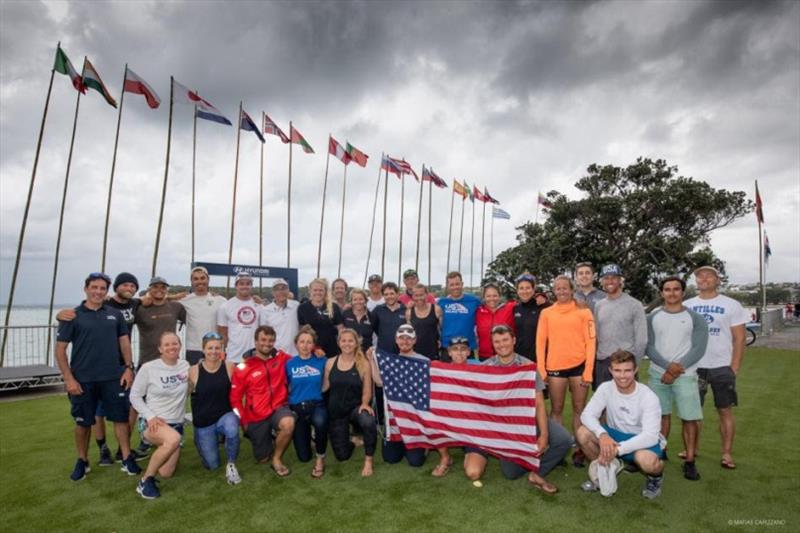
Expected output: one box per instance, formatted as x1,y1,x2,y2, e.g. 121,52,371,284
404,307,412,324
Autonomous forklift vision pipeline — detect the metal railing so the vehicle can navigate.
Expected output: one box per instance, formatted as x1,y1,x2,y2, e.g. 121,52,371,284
0,325,57,368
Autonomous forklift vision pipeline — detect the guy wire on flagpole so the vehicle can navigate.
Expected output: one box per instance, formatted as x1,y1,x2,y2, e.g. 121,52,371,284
258,111,265,297
427,178,433,285
316,134,332,278
458,190,465,272
226,102,243,292
287,121,293,268
46,60,85,364
191,93,198,264
398,162,406,283
1,43,58,367
100,63,127,272
151,76,174,278
337,162,348,278
381,163,389,279
470,191,475,288
363,152,383,288
480,197,486,283
445,180,455,276
415,166,424,273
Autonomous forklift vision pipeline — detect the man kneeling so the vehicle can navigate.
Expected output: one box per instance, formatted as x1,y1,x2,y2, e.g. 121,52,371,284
576,350,665,499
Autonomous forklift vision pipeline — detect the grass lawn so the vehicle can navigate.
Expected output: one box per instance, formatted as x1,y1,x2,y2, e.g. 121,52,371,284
1,346,798,532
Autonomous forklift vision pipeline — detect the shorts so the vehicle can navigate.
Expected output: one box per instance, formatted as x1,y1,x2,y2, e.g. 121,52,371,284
547,362,585,378
185,350,204,366
244,406,295,462
69,379,129,427
137,417,184,436
95,388,131,418
648,372,703,421
592,358,612,390
697,367,737,409
602,424,662,463
463,446,489,458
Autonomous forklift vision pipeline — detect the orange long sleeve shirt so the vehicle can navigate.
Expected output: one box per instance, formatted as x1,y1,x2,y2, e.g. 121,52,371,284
535,300,596,382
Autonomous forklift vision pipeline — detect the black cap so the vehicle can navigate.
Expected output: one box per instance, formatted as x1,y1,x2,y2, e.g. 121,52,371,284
403,269,418,279
368,274,383,283
114,272,139,291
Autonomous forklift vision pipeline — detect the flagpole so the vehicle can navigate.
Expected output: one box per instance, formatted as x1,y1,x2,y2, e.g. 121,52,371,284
415,168,424,273
46,62,84,364
490,210,495,263
480,199,486,283
152,76,174,277
100,63,127,271
458,195,465,272
363,153,383,287
316,134,332,278
258,111,265,297
287,121,293,268
1,46,58,368
337,163,348,278
534,190,540,226
191,94,198,264
757,180,765,317
381,164,389,279
470,195,475,288
226,102,243,292
427,179,433,285
446,182,455,276
398,170,406,283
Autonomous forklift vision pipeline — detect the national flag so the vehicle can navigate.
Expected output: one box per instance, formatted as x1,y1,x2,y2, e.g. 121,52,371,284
240,109,265,143
381,155,402,176
82,58,117,107
538,192,552,209
453,180,468,199
473,185,489,203
346,142,369,167
123,68,160,109
464,181,474,202
53,46,85,93
376,350,541,471
172,79,232,125
263,113,289,143
764,231,772,264
290,125,314,154
484,187,500,204
383,155,418,180
492,206,511,219
422,166,448,189
755,182,764,224
329,136,350,164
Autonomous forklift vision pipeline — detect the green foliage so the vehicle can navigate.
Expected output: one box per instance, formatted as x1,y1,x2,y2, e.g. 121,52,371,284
487,158,752,302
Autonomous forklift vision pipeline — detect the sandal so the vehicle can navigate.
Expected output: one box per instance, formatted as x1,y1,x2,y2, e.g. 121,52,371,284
678,450,700,460
432,463,450,477
528,474,558,494
270,463,291,477
720,456,737,470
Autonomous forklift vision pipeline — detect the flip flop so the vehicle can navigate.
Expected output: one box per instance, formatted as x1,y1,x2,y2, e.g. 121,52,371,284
432,463,450,477
720,457,737,470
311,464,325,479
270,463,291,477
528,475,558,494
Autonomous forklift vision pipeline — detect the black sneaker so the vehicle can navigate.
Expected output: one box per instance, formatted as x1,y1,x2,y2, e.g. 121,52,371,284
661,449,669,461
682,461,700,481
134,442,152,457
98,446,114,466
622,460,639,474
642,474,664,499
70,458,90,481
121,454,143,476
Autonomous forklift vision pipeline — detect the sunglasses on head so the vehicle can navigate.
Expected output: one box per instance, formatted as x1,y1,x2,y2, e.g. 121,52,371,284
449,336,469,346
87,272,112,285
515,274,536,284
491,325,513,334
203,332,223,341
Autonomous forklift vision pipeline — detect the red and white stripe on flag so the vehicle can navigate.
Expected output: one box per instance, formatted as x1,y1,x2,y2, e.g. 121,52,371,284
124,68,161,109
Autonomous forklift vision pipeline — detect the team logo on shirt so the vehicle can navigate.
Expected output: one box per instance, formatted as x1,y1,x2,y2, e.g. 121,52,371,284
292,365,322,378
106,315,117,321
159,372,188,389
237,306,258,325
444,303,470,314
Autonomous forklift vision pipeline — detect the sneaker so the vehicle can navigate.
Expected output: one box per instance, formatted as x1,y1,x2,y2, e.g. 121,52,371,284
98,446,114,467
121,455,143,476
226,463,242,485
114,447,124,463
682,461,700,481
581,479,599,492
642,474,664,499
622,460,639,474
134,442,152,457
70,458,90,481
136,476,160,499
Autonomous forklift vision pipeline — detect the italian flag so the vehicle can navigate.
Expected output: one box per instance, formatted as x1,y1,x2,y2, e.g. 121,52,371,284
124,67,160,109
453,180,468,199
290,125,314,154
53,46,85,93
346,142,369,167
82,58,117,108
329,136,350,164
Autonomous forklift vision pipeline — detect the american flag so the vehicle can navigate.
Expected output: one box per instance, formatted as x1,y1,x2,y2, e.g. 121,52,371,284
376,350,540,471
263,113,290,143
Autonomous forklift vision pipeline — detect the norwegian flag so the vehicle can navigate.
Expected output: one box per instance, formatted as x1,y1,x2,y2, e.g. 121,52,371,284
263,113,290,143
422,166,448,188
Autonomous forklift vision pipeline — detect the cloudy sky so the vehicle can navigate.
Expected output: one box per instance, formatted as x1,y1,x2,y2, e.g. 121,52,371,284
1,0,798,306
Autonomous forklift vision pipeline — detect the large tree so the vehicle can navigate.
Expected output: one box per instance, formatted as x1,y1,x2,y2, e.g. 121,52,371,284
486,158,752,303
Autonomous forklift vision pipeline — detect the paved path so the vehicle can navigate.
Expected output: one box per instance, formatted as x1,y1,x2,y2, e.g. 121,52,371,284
751,323,800,351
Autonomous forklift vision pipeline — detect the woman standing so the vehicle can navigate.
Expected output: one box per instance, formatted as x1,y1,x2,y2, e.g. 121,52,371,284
536,275,595,467
342,289,374,353
189,332,241,485
129,332,190,499
324,329,377,477
513,273,550,361
298,278,344,357
405,283,442,360
475,283,516,360
285,326,328,478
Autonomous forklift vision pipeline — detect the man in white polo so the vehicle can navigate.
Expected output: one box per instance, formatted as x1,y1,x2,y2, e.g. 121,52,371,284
261,278,300,354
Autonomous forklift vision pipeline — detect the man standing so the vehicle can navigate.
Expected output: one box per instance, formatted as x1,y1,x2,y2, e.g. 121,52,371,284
573,262,606,312
398,269,436,307
684,266,749,470
438,271,481,360
646,276,708,480
577,350,665,499
366,274,385,312
217,272,264,363
230,326,295,476
55,273,141,481
593,264,647,389
179,266,226,365
134,276,186,367
261,278,300,354
370,282,407,354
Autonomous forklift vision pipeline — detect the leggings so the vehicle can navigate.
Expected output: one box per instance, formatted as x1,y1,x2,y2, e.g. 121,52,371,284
328,407,377,461
290,401,328,462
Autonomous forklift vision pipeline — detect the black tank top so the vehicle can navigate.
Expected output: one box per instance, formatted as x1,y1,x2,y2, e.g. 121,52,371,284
410,306,439,359
327,356,363,419
191,363,231,428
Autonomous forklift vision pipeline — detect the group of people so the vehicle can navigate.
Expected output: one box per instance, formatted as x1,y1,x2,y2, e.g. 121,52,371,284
54,261,748,500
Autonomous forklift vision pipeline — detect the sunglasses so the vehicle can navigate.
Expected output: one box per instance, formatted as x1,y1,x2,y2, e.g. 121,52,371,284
491,325,513,334
87,272,112,285
449,336,469,346
515,274,536,284
203,332,223,341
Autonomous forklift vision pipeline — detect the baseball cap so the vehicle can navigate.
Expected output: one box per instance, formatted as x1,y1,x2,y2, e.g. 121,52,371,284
396,324,416,339
235,271,253,285
272,278,289,288
113,272,139,291
368,274,383,283
693,265,721,277
149,276,169,287
190,266,209,276
599,264,623,278
403,269,418,279
448,336,470,347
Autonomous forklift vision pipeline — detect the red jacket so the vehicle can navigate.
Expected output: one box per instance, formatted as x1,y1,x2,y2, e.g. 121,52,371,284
475,302,517,359
230,351,291,427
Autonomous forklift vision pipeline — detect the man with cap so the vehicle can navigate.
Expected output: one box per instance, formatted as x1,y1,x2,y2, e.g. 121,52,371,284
398,269,436,307
366,274,385,312
573,262,606,312
684,266,749,470
134,276,186,368
178,266,227,365
592,264,647,389
261,278,300,354
217,272,265,363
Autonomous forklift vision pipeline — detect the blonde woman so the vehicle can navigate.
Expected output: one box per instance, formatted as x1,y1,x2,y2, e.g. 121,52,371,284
323,328,377,476
298,278,344,357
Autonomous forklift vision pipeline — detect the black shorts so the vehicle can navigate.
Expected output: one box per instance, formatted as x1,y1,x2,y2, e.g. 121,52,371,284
244,406,295,461
697,366,737,409
548,363,585,378
69,379,129,427
463,446,489,458
592,358,612,390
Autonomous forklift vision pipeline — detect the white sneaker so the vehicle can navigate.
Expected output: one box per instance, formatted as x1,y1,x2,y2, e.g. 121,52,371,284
226,462,242,485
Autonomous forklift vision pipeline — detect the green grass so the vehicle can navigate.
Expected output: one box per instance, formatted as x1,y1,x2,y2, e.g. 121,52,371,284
2,347,799,532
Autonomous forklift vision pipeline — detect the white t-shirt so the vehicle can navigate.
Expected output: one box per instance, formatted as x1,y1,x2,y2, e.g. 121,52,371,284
366,296,385,312
261,300,300,355
217,297,264,363
684,294,749,369
180,293,227,351
129,358,191,424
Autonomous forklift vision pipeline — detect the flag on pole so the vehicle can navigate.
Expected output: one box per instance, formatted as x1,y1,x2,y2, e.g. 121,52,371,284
381,155,403,176
54,46,85,93
538,192,552,209
492,206,511,219
263,113,290,143
240,109,265,142
453,180,468,199
329,136,350,164
422,166,448,188
290,125,314,153
764,230,772,264
755,182,765,224
346,142,369,167
82,58,117,107
375,350,541,471
473,185,489,203
464,181,474,202
383,155,418,180
123,68,160,108
484,187,500,204
172,79,232,125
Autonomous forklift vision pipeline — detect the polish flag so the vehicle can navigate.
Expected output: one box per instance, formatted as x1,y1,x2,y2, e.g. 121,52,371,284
123,68,161,109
